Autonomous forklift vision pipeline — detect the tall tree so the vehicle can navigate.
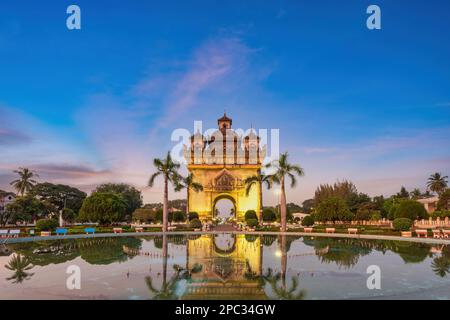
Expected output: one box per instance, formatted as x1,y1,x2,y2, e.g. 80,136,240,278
94,183,142,216
148,152,181,232
437,189,450,210
78,192,127,224
244,171,273,225
427,173,448,196
410,188,422,200
30,182,87,224
174,173,203,218
5,196,53,224
396,186,410,199
9,168,39,196
266,152,304,232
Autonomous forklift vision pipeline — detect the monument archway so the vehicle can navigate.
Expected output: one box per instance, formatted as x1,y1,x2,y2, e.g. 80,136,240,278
184,113,265,222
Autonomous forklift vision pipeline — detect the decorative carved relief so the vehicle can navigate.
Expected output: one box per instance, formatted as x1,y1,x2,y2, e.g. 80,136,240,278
214,170,235,191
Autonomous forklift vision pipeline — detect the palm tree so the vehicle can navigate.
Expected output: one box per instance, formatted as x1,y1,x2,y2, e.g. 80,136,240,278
427,173,448,196
148,152,181,232
244,171,273,225
9,168,39,196
175,173,203,219
5,254,34,284
266,152,304,232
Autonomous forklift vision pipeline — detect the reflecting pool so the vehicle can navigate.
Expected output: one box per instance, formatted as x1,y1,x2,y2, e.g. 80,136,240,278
1,234,450,300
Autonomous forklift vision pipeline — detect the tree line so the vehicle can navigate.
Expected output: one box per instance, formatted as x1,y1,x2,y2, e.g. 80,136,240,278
308,173,449,224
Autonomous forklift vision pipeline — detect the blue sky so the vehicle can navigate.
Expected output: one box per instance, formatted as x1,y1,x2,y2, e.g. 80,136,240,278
1,0,450,204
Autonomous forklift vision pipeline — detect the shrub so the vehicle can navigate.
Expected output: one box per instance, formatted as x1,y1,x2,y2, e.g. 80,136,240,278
394,200,428,220
247,219,258,228
301,215,314,227
36,218,58,231
188,212,199,221
172,211,186,222
245,210,258,222
190,218,202,229
132,208,155,223
393,218,413,231
262,208,276,222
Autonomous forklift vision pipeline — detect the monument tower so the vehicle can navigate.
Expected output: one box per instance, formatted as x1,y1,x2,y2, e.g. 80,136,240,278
183,113,266,221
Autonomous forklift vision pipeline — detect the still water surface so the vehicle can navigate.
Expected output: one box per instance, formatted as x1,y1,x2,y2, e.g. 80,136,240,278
1,234,449,300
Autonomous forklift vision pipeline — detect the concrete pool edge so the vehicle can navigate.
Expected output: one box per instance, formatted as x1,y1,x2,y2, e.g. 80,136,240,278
2,230,450,245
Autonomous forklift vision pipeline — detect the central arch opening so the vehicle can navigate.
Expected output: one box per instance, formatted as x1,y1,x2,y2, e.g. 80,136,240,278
213,196,236,224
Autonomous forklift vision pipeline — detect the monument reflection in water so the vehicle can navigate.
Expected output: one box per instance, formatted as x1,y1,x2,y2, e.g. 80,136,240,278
1,234,450,300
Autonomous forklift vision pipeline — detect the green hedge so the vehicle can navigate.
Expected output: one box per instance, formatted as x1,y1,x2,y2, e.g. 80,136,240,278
247,219,259,228
188,212,199,221
262,208,276,222
190,218,202,229
245,210,258,222
36,219,58,231
301,215,314,226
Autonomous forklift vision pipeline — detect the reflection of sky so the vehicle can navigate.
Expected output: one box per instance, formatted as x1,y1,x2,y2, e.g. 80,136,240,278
1,236,450,300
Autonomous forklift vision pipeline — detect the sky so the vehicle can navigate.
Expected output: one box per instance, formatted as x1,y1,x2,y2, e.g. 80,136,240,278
1,0,450,205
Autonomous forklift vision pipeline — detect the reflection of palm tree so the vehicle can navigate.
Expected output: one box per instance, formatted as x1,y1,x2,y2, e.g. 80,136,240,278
145,266,183,300
261,268,306,300
259,235,306,300
431,256,450,278
146,234,176,299
146,235,201,300
5,254,34,283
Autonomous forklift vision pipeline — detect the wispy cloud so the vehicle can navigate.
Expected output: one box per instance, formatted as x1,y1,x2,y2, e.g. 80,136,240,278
157,37,253,127
0,128,32,145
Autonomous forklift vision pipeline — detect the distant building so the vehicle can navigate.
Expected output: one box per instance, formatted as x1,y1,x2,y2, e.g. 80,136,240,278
292,212,309,221
416,196,439,214
0,192,16,212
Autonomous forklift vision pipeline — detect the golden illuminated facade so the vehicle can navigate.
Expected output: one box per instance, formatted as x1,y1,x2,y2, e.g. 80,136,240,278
183,114,266,221
183,234,265,300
